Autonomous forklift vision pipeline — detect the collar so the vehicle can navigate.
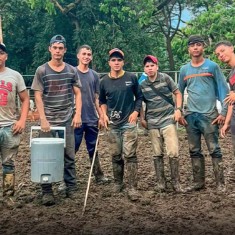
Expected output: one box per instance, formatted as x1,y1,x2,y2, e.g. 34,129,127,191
108,70,125,79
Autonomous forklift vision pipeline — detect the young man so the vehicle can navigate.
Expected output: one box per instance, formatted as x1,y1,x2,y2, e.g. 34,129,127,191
215,41,235,154
0,43,29,201
140,55,184,192
99,48,143,201
178,35,229,192
74,45,109,184
31,35,82,206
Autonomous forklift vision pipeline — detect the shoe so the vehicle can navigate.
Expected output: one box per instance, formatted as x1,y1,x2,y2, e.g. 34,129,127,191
95,175,111,185
112,183,124,193
66,189,79,200
42,193,55,206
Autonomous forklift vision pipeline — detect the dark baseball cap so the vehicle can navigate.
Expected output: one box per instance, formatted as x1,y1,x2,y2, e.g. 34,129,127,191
50,35,66,46
109,48,124,59
143,55,158,65
188,35,205,46
0,43,7,53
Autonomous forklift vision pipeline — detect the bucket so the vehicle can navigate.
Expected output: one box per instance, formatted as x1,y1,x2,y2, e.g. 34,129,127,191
30,126,66,183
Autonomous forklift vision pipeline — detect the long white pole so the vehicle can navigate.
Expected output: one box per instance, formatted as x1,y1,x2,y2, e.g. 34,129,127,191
0,14,3,43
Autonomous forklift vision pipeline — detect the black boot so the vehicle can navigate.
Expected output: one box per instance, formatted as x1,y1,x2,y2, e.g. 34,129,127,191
153,156,166,192
186,157,205,191
93,155,110,184
112,159,124,193
169,158,185,193
41,183,55,206
212,158,226,192
126,162,140,201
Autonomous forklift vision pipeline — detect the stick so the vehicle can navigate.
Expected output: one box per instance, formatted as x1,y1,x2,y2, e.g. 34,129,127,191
82,131,100,216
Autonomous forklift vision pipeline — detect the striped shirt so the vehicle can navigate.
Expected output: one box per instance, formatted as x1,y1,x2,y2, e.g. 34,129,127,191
31,62,81,125
140,72,177,129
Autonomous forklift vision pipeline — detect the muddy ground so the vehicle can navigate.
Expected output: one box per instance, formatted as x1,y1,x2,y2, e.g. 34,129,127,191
1,122,235,235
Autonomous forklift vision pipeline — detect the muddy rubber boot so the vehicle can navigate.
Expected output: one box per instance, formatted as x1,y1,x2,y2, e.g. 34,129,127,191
212,158,226,192
112,160,124,193
169,158,185,193
41,183,55,206
93,155,110,184
153,156,166,192
126,162,140,201
3,173,15,197
186,157,205,192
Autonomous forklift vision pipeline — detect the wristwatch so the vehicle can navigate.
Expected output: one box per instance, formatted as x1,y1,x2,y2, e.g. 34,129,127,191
175,107,182,112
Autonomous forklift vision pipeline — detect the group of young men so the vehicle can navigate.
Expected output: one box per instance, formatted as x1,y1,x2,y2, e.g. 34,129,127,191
1,34,235,206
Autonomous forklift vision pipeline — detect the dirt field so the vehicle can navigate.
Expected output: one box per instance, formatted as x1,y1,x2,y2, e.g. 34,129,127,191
1,122,235,235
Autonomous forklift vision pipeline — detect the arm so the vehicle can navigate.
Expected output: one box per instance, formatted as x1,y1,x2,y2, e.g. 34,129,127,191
34,90,50,132
72,86,82,128
12,90,29,135
139,105,147,129
95,93,104,129
173,89,182,122
221,104,233,138
100,104,109,129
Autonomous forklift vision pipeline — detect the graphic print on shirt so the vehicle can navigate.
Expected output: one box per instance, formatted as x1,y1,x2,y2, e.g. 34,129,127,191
110,110,122,121
0,80,12,106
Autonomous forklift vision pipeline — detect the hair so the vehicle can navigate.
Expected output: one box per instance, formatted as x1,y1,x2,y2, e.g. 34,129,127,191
214,40,234,50
76,44,92,54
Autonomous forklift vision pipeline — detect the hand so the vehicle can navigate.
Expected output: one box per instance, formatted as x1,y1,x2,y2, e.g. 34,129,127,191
103,114,110,129
178,117,188,126
71,113,82,128
224,91,235,105
211,114,225,125
220,123,230,138
128,111,138,124
173,109,182,122
12,120,26,135
40,119,51,132
98,116,105,129
140,119,148,129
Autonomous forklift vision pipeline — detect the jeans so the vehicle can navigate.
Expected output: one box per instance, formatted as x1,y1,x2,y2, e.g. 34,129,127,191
40,121,77,193
185,113,222,159
74,123,98,159
107,123,138,163
149,124,179,159
0,126,20,174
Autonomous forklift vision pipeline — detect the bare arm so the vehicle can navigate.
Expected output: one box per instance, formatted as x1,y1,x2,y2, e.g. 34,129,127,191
173,89,182,122
12,90,29,135
95,93,104,129
221,104,233,138
72,86,82,128
34,90,50,132
100,104,109,129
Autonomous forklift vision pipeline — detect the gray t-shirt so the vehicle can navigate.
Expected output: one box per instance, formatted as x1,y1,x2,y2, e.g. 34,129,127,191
0,67,26,126
31,62,81,125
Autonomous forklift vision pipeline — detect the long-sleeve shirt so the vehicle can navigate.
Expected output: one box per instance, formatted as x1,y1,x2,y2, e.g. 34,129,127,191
178,59,229,118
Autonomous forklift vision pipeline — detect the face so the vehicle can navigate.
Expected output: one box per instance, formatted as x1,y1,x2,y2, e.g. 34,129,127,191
0,49,8,69
188,42,204,58
144,61,158,77
108,57,124,72
77,48,92,65
215,44,234,63
49,42,67,61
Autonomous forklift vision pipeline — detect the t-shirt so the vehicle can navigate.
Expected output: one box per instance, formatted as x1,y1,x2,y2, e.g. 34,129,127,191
31,62,81,125
228,67,235,135
99,71,143,127
0,67,26,126
140,72,177,129
76,68,99,124
178,59,229,118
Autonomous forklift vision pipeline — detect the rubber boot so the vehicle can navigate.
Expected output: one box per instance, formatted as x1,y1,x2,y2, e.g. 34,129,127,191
169,158,185,193
92,155,110,184
186,157,205,191
126,162,140,201
3,173,15,197
212,158,226,192
41,183,55,206
112,159,124,193
153,156,166,192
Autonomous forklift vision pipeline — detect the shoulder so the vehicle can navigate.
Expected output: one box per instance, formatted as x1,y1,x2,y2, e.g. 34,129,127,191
180,61,191,72
5,67,22,78
65,63,77,73
89,69,100,79
204,59,219,69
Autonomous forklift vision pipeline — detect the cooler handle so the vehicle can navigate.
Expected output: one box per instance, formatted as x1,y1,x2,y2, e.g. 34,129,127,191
30,126,66,147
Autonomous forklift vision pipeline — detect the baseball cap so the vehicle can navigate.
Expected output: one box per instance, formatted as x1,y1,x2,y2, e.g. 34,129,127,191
109,48,124,59
143,55,158,65
50,35,66,46
188,35,205,46
0,43,7,53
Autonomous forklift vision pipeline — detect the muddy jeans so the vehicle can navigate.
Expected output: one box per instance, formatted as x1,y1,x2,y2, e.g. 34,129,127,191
0,126,20,175
149,124,179,159
185,113,222,159
40,121,77,194
107,123,138,163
